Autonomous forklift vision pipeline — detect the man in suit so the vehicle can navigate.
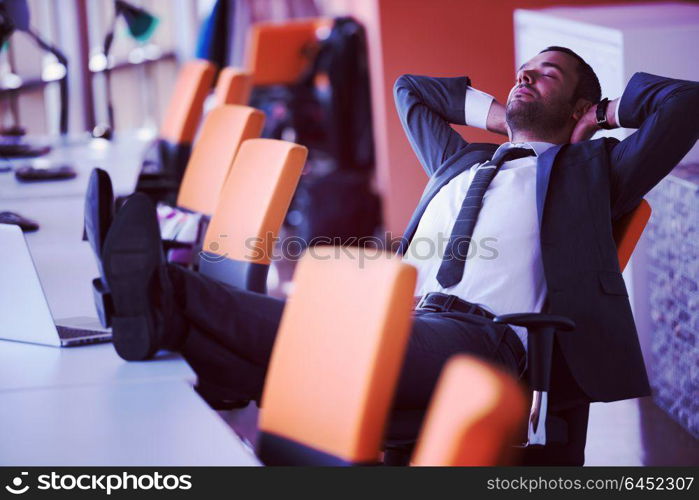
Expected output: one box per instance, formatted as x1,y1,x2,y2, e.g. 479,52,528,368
94,46,699,465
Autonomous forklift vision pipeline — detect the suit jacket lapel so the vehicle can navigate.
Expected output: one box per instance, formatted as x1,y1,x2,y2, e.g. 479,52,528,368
536,144,564,227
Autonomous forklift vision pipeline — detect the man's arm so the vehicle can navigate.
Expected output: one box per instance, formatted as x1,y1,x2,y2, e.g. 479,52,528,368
606,72,699,219
393,75,473,176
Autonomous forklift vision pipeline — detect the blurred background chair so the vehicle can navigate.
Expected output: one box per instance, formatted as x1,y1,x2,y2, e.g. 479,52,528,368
245,18,331,87
174,104,264,217
212,67,253,107
135,59,216,203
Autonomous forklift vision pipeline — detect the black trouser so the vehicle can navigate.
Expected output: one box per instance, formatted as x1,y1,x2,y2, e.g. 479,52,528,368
168,265,526,416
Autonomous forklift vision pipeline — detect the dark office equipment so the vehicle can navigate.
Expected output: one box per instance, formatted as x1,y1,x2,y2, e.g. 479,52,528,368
290,169,381,245
0,211,39,232
0,137,51,157
14,165,76,182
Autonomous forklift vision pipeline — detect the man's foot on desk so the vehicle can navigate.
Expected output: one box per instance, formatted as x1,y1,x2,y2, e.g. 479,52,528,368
84,168,116,328
85,168,114,275
101,193,184,361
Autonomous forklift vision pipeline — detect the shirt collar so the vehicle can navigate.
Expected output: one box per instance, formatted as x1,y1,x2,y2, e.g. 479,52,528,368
494,141,556,158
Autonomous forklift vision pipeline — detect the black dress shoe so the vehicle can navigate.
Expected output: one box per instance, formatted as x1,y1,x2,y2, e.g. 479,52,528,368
84,168,114,268
102,193,165,361
85,168,115,327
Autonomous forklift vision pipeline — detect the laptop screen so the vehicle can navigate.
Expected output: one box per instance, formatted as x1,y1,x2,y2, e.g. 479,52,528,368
0,224,61,346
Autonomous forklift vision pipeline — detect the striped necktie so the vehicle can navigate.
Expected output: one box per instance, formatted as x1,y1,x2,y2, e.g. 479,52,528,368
435,146,536,288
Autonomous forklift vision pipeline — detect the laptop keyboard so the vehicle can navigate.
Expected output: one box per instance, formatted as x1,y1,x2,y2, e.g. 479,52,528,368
56,324,111,340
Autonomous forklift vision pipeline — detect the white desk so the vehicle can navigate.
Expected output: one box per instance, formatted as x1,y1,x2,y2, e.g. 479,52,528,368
0,130,152,201
0,341,194,393
0,381,260,465
0,134,260,465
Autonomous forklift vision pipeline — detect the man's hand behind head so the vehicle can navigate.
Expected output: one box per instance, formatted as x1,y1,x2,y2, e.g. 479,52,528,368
570,102,600,143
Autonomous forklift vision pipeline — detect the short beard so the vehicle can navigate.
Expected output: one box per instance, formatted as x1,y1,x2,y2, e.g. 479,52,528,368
506,98,571,139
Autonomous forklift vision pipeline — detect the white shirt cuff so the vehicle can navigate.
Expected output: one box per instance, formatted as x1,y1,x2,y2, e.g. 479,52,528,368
614,92,623,128
464,86,494,130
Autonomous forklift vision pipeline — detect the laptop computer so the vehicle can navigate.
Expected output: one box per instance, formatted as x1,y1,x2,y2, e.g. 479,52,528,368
0,223,112,347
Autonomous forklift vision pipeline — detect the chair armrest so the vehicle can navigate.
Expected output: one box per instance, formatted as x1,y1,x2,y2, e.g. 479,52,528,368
493,312,576,447
492,313,575,331
493,313,576,392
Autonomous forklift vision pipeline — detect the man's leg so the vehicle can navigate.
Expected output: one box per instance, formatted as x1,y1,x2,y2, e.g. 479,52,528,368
167,265,285,405
166,277,523,412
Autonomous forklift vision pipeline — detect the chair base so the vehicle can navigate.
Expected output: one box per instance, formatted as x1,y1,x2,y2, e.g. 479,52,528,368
257,432,377,466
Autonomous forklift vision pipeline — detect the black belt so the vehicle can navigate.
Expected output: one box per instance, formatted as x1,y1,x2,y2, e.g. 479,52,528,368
414,292,495,320
414,292,526,377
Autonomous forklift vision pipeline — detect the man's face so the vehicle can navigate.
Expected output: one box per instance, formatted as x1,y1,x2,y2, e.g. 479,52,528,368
505,51,581,136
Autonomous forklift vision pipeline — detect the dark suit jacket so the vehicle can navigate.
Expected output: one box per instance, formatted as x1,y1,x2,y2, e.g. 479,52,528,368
393,72,699,403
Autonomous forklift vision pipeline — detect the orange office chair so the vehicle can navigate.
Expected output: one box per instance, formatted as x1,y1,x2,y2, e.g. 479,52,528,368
213,68,253,106
256,248,417,465
385,199,653,465
198,139,307,293
136,59,217,202
411,356,527,466
176,105,264,216
158,60,217,146
245,18,332,86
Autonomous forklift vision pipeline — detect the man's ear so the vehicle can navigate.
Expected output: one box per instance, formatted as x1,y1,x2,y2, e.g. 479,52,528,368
572,99,593,121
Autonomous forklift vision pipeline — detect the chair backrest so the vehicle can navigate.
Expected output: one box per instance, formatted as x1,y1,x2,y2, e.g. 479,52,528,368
199,139,307,292
613,199,652,272
257,248,417,465
411,355,527,466
245,18,332,86
176,105,265,215
213,67,253,106
159,59,217,144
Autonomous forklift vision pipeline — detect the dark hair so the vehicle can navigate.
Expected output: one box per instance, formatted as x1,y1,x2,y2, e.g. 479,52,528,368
539,46,601,104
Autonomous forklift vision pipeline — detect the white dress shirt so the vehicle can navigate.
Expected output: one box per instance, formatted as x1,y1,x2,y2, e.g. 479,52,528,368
403,86,570,351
